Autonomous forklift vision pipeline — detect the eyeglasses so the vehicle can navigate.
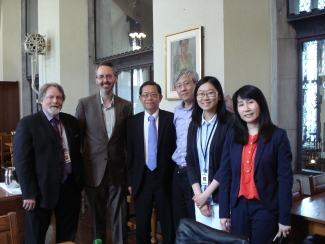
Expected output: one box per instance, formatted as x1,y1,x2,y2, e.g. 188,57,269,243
196,91,218,98
96,74,114,81
140,93,159,99
175,81,192,90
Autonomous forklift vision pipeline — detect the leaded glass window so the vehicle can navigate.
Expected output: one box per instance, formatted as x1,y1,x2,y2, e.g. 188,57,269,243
299,0,325,12
289,0,325,14
301,39,325,172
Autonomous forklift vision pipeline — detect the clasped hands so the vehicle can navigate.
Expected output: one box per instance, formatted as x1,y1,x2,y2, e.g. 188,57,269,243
193,192,211,217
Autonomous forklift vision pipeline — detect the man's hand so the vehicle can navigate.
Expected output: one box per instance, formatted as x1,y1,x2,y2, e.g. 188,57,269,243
23,198,36,211
128,187,132,195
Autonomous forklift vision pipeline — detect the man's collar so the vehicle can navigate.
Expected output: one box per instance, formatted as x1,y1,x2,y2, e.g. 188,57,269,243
42,109,60,121
144,109,159,120
100,93,115,107
180,101,193,110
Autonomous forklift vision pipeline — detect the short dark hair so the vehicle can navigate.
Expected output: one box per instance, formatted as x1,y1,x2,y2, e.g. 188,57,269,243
96,61,118,77
191,76,227,127
173,69,199,86
139,81,162,95
232,85,276,144
39,83,66,103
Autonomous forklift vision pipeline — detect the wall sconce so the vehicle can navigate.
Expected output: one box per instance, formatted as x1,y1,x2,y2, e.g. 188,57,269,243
23,31,47,95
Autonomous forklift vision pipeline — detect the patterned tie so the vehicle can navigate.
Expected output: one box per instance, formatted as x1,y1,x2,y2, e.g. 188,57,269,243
147,116,157,171
50,118,68,183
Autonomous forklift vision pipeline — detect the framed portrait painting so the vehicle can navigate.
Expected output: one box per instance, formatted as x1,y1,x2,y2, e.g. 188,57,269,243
165,26,202,100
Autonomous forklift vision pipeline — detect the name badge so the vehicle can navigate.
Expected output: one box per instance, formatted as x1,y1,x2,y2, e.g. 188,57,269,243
201,173,208,186
64,150,71,163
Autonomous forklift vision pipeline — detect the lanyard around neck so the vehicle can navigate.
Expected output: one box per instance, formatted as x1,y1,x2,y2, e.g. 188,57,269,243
200,118,217,172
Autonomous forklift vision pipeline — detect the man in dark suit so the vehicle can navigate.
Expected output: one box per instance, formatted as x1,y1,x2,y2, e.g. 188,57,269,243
14,83,84,244
75,61,133,244
127,81,176,244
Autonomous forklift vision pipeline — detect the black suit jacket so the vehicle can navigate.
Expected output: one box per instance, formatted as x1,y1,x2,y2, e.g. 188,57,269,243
127,109,176,198
186,112,233,203
14,110,85,209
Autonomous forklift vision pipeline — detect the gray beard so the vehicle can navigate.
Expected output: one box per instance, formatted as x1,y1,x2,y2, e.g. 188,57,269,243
46,107,60,116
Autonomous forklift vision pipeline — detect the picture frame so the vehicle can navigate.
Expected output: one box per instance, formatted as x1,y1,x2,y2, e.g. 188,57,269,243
165,26,202,100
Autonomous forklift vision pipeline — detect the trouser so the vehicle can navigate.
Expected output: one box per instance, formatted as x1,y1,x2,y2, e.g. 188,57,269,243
172,165,195,231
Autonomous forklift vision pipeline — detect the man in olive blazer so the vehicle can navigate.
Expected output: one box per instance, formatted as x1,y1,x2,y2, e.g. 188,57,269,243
75,61,133,244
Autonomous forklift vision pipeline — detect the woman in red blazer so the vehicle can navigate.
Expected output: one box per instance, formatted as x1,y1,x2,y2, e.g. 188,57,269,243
219,85,293,244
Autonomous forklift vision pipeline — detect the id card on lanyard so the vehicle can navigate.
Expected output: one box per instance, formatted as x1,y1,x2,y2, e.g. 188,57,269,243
201,172,209,186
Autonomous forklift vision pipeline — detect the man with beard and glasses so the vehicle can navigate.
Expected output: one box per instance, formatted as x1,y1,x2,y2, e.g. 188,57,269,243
76,61,133,244
14,83,85,244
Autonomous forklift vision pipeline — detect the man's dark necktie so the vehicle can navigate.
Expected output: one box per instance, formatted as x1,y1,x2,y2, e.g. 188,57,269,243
50,118,68,183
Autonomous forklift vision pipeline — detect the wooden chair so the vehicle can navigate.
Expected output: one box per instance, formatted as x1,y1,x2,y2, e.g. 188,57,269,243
0,212,19,244
127,195,162,243
292,178,304,202
0,134,13,167
309,174,325,196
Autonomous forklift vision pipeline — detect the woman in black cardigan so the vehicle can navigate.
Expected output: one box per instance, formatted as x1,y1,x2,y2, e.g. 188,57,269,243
186,76,233,229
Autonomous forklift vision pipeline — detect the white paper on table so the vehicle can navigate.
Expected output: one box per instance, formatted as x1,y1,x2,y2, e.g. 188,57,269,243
0,182,22,195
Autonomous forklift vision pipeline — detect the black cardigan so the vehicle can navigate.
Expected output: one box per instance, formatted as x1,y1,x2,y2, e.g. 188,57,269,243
186,112,233,203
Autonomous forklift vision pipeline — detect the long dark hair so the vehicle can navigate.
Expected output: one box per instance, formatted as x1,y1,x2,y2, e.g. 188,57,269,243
232,85,276,144
192,76,227,127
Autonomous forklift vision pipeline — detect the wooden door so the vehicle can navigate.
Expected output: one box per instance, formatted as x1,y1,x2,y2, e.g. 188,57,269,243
0,82,20,133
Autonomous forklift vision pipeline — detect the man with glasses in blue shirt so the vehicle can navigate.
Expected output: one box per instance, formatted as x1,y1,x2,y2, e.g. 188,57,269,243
172,69,199,231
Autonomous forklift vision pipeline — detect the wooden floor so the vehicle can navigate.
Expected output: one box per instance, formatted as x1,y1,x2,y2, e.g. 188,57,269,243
45,203,137,244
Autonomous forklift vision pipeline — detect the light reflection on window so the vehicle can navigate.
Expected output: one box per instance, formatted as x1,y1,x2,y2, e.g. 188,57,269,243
299,0,325,12
116,68,151,115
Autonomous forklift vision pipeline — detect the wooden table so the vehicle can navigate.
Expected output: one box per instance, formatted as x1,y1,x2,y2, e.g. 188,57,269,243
4,142,13,166
0,186,24,243
291,192,325,242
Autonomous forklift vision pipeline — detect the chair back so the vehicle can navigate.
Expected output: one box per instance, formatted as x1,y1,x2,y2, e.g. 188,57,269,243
175,218,250,244
292,178,304,202
309,174,325,196
0,134,13,167
0,212,19,244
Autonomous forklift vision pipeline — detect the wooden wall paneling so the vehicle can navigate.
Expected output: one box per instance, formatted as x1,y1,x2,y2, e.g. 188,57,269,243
0,82,20,133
